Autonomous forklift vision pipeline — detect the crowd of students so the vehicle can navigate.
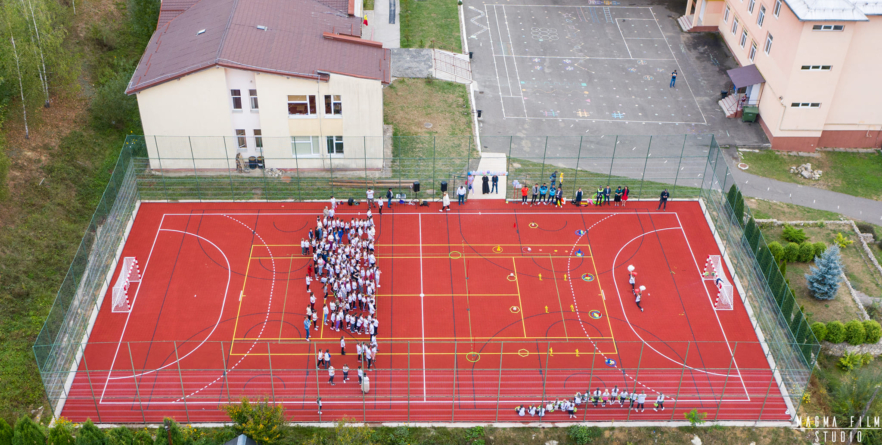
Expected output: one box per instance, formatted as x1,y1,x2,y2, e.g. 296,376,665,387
515,387,666,419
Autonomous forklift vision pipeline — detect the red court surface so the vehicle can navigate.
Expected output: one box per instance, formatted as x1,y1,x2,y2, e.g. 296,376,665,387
62,200,790,424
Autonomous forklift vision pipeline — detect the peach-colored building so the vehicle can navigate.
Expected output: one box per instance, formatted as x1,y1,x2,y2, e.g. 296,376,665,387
680,0,882,151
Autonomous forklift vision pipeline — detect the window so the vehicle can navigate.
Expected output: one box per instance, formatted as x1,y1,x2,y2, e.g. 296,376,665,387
764,33,773,54
813,24,844,31
740,30,748,47
287,95,317,116
801,65,832,70
231,90,242,110
724,5,730,22
249,90,258,110
291,136,321,156
774,0,782,17
749,41,757,61
236,129,246,148
791,103,821,108
731,18,739,35
254,129,263,149
324,95,342,116
758,5,766,26
748,0,755,14
326,136,344,156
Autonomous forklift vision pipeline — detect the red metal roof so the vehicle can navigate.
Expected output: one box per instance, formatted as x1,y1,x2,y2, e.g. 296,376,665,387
128,0,390,94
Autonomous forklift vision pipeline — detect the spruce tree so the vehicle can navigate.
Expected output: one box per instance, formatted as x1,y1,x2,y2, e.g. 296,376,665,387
746,218,760,252
12,417,45,445
727,184,738,210
0,419,13,445
734,191,745,227
805,245,843,301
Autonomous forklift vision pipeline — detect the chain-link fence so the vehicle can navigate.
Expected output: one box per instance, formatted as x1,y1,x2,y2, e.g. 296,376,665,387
33,134,818,423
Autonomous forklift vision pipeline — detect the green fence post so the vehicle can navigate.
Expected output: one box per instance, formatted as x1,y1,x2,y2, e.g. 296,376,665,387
607,136,619,186
172,341,191,423
669,341,690,421
220,341,231,403
432,136,437,200
672,134,687,196
583,340,595,422
626,342,644,422
223,137,235,200
451,342,458,422
638,136,651,199
572,136,583,198
329,142,335,199
188,137,203,202
154,136,170,201
364,136,368,184
127,343,147,424
267,342,276,403
495,342,504,422
541,341,550,405
506,136,513,179
259,141,269,202
80,343,101,423
758,362,777,422
539,137,549,185
407,341,411,423
714,342,738,420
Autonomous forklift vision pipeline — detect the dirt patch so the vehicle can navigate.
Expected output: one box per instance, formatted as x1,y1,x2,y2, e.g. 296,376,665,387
746,198,844,221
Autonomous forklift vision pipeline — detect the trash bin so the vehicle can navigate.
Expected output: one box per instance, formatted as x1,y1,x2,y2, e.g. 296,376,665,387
257,156,265,169
741,106,759,123
248,156,258,169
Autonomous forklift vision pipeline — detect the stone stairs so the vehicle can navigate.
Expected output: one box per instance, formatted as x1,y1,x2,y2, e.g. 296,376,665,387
718,95,739,118
677,15,694,32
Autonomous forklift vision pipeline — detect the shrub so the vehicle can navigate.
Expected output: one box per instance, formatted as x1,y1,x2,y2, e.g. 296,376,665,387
48,419,75,445
806,245,843,300
863,320,882,344
76,420,105,445
567,425,602,445
813,242,827,258
856,222,876,236
684,409,707,427
838,351,874,372
826,321,846,343
784,242,800,262
153,420,184,445
811,321,827,342
845,320,866,345
798,242,816,262
769,242,785,263
834,232,854,248
106,428,134,445
1,420,14,445
12,417,45,445
132,431,152,445
783,225,808,243
223,397,287,445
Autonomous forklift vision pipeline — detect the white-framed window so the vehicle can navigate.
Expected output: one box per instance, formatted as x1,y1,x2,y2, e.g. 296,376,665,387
236,129,246,148
764,33,773,54
231,90,242,110
749,41,757,61
254,129,263,149
731,18,739,35
758,5,766,26
291,136,321,156
801,65,832,70
748,0,756,14
724,5,730,22
791,102,821,108
774,0,782,17
287,95,317,116
813,24,844,31
326,136,344,156
324,95,342,116
740,30,748,47
249,90,258,110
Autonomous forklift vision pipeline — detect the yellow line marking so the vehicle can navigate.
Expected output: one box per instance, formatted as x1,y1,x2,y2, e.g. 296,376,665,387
512,258,527,338
230,244,255,355
549,254,568,341
463,242,474,346
586,243,618,355
278,255,294,343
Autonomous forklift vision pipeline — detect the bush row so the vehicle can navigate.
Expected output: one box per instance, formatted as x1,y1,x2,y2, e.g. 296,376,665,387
811,319,882,345
768,240,827,263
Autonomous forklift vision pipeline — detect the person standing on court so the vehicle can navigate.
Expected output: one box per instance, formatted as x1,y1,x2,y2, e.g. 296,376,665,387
633,285,645,312
595,186,603,206
574,188,583,206
304,317,311,341
457,185,467,205
342,364,350,382
614,187,622,207
521,184,529,204
555,187,564,207
539,183,548,204
328,365,336,385
658,188,670,211
491,174,499,194
670,70,677,88
366,188,375,208
440,192,451,212
481,175,490,194
386,188,393,208
603,185,611,206
622,186,630,207
531,183,540,205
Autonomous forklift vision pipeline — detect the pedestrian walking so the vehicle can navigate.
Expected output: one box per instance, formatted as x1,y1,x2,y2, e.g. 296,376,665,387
457,185,466,204
521,184,529,204
670,70,677,88
658,189,670,211
316,348,324,368
340,336,346,355
622,186,630,207
304,317,311,341
316,397,322,414
440,192,451,211
491,174,499,194
328,366,336,385
324,349,331,368
637,391,647,412
634,285,645,312
654,394,665,411
342,364,350,382
531,184,539,205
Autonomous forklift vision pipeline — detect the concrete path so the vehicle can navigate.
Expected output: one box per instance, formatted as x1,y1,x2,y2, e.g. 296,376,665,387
719,149,882,224
363,0,400,48
391,49,433,77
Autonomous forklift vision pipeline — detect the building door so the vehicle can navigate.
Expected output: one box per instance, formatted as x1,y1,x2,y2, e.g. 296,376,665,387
699,0,707,22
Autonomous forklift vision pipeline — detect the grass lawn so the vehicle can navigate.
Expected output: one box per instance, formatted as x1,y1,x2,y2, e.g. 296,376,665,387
364,0,374,9
746,198,845,221
400,0,462,52
759,225,881,322
740,150,882,200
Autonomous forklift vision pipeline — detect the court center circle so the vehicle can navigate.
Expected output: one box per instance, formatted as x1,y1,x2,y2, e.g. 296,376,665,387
448,251,462,259
528,222,539,229
589,310,602,319
509,305,520,313
492,245,503,253
465,352,480,363
518,349,530,357
507,274,518,282
582,273,595,282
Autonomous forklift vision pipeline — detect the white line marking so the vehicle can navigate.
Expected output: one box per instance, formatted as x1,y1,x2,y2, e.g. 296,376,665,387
419,214,426,402
649,7,707,125
501,5,528,116
615,19,633,58
486,4,507,115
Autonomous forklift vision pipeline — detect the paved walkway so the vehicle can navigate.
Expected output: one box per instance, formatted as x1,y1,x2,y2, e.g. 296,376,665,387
720,150,882,224
362,0,400,48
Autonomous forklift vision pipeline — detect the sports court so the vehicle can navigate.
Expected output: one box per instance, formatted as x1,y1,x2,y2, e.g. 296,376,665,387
58,200,790,423
478,2,705,123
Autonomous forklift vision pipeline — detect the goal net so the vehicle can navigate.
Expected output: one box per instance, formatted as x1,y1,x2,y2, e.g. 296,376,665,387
703,255,733,311
112,257,140,313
